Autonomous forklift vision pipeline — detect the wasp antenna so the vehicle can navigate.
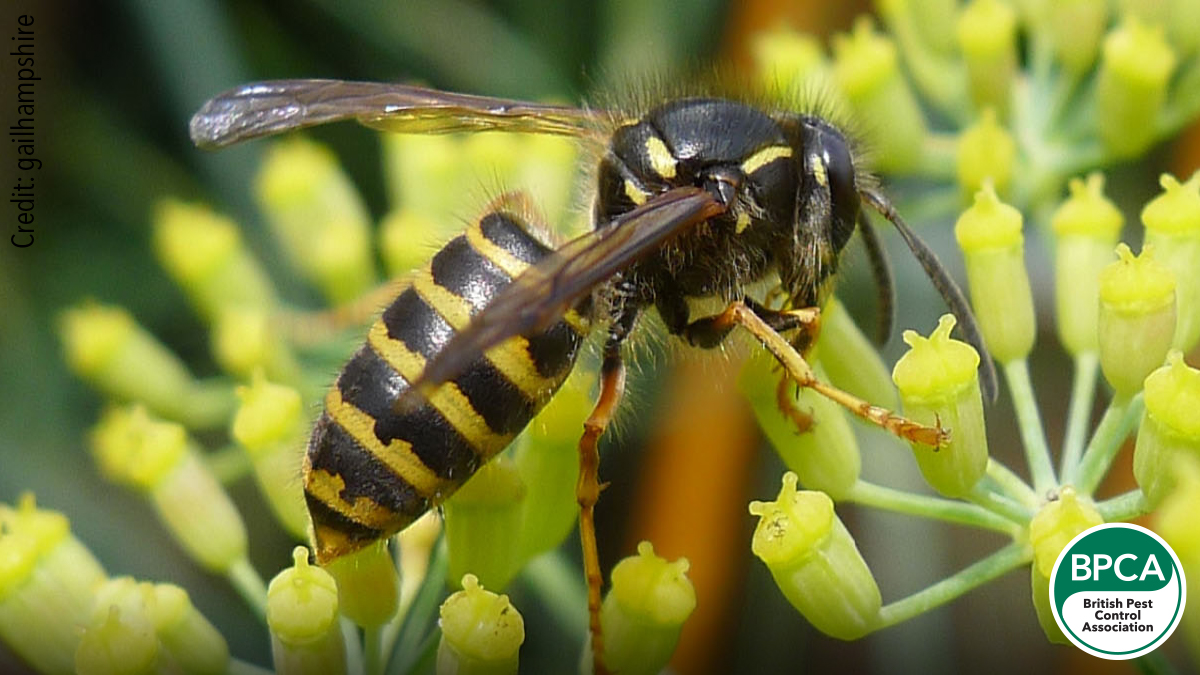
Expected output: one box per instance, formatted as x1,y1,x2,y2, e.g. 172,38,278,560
860,187,999,402
858,211,895,345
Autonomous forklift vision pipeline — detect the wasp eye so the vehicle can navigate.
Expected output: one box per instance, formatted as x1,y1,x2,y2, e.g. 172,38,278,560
815,126,860,251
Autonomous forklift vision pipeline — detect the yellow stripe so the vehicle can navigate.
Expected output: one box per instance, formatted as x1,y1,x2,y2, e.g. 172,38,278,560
464,224,532,280
644,136,677,179
741,145,793,175
323,387,453,498
624,179,649,205
411,270,583,400
305,468,407,530
366,321,511,452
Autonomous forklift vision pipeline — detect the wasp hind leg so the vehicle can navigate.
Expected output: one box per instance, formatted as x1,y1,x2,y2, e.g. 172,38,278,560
578,307,638,675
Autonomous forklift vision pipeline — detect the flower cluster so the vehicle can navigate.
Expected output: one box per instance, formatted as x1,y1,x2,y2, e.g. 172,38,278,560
5,0,1200,673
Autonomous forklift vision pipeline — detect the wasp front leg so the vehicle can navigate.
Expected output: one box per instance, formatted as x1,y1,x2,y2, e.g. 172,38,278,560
711,301,947,447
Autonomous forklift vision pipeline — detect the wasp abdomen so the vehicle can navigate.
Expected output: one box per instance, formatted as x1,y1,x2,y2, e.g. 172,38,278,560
304,208,588,562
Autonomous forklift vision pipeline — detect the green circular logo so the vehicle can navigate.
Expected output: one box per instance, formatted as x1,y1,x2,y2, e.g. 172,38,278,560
1048,523,1186,659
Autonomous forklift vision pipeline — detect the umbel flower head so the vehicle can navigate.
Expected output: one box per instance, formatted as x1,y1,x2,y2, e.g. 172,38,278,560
24,2,1200,673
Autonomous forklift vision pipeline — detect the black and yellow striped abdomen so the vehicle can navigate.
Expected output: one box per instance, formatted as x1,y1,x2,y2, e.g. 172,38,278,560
304,207,589,563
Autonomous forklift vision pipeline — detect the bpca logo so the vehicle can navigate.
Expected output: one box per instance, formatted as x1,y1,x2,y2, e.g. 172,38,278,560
1049,523,1187,659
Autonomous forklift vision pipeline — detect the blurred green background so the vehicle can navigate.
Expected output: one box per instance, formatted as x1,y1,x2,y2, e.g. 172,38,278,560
2,0,1195,673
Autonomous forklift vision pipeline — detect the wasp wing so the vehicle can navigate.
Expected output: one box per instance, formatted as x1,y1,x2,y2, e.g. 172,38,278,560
190,79,600,149
406,187,726,399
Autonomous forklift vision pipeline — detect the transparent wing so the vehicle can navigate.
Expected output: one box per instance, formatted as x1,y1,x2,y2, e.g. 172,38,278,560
190,79,600,149
407,187,726,397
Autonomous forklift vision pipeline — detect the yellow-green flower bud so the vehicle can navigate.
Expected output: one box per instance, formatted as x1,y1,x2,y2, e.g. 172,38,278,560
955,184,1035,362
444,456,527,591
268,547,345,675
380,209,441,277
740,351,860,499
212,306,301,384
1154,454,1200,564
956,109,1016,198
956,0,1017,116
814,298,898,410
1095,18,1177,157
397,513,442,617
749,473,881,639
892,315,989,497
1142,172,1200,351
382,133,464,221
1052,173,1125,355
1031,566,1069,644
0,495,107,675
90,406,248,571
515,134,580,229
600,542,696,675
878,0,958,55
1165,0,1200,56
255,139,376,303
437,574,524,675
232,372,309,539
751,28,830,93
153,199,277,318
1134,352,1200,504
1028,486,1103,578
832,18,926,173
324,539,398,627
514,372,592,559
149,584,228,675
58,303,233,426
1036,0,1109,74
1098,243,1176,396
75,604,157,675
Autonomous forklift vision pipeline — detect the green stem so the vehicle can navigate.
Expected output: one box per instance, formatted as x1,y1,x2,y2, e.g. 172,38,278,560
1060,351,1100,481
365,624,385,675
1074,393,1143,494
226,557,268,622
179,379,238,429
985,458,1039,506
1134,648,1181,675
520,550,591,640
846,480,1021,534
1003,360,1057,494
342,617,364,675
387,540,448,675
1097,489,1151,522
877,542,1030,628
966,483,1035,525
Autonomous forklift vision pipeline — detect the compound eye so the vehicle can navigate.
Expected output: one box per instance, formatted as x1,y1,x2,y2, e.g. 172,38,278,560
819,130,860,249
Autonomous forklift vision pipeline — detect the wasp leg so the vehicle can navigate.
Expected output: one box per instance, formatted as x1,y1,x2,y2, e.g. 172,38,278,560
722,301,948,447
776,376,815,434
578,306,638,675
277,279,406,345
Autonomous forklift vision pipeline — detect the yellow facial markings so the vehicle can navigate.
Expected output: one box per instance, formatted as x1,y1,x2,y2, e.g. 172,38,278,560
465,224,532,280
810,153,828,188
624,179,650,205
305,468,410,530
366,321,512,453
323,387,452,498
644,136,677,179
741,145,793,175
736,212,752,234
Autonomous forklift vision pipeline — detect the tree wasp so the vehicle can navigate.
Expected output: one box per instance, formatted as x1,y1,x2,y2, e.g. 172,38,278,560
191,78,995,673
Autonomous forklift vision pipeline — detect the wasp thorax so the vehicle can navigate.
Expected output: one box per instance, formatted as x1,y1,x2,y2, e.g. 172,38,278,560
596,98,798,234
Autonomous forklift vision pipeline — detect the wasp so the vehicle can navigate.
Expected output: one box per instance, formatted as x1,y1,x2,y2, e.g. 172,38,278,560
191,78,995,672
